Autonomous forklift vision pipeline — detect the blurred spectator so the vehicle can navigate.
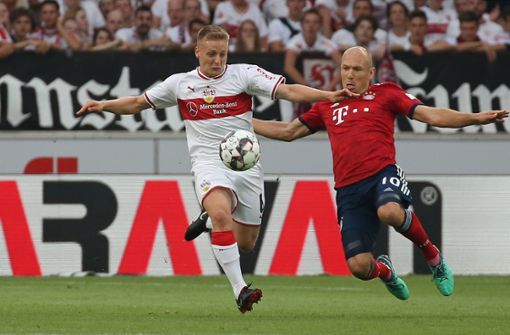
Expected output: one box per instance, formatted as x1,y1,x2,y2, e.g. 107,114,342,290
106,9,123,35
0,3,14,58
454,0,476,14
387,1,411,51
62,7,92,49
232,19,262,52
0,2,10,31
184,0,209,24
152,0,209,29
99,0,115,18
454,10,497,60
494,7,510,46
406,9,453,55
165,0,207,50
420,0,457,45
62,0,105,36
75,8,91,45
206,0,222,16
412,0,427,10
114,0,133,28
2,0,29,13
353,15,385,60
213,0,268,50
263,0,285,21
315,0,350,38
29,0,80,50
372,0,389,28
449,0,503,44
9,7,50,53
331,0,387,48
268,0,305,52
186,17,207,50
90,27,122,51
473,0,504,44
164,0,185,31
335,15,385,60
407,9,428,54
0,39,14,59
285,8,341,116
115,5,170,51
62,17,81,45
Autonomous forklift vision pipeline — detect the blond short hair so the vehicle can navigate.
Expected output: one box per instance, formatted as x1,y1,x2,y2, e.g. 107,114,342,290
197,25,230,42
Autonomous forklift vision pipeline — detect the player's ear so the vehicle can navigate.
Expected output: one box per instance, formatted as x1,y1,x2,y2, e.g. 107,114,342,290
194,46,199,59
369,67,375,81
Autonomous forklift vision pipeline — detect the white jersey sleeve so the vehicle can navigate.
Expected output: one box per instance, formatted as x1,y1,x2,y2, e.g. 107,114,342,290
144,73,184,109
241,65,286,100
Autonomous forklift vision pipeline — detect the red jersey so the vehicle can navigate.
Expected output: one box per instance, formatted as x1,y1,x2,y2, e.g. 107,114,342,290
299,82,422,188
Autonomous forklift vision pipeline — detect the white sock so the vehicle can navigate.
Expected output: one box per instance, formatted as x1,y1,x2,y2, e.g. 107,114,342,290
205,217,213,229
212,242,246,298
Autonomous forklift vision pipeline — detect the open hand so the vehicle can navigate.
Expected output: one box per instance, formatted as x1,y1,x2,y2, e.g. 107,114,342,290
76,100,105,116
477,110,508,124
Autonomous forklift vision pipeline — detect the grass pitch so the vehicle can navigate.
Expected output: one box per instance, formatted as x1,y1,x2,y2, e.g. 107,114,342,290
1,275,509,335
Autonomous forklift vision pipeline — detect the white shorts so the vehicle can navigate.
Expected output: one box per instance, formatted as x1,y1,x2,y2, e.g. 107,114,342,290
191,161,265,226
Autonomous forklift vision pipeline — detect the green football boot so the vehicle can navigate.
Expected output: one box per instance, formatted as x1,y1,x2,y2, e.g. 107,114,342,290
431,256,454,296
377,255,410,300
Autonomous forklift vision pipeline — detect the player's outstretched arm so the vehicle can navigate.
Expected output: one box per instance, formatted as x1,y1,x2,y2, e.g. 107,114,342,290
252,118,311,142
275,84,358,103
413,105,508,128
76,95,151,116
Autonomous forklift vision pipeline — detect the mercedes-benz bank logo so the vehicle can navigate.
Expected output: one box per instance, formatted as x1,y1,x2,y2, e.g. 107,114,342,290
420,186,438,205
186,101,198,117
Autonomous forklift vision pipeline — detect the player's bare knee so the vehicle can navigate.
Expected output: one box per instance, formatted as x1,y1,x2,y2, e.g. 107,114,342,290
237,241,255,253
377,203,403,226
347,256,372,280
208,208,231,230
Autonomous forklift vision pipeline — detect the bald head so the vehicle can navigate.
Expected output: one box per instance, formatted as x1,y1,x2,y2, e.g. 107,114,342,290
340,46,375,94
342,46,373,68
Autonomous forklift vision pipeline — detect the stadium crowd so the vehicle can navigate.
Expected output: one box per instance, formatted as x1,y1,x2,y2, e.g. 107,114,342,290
0,0,509,59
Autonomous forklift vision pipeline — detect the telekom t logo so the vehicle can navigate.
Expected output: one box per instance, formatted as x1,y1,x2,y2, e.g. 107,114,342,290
332,105,371,125
24,157,78,174
332,105,349,125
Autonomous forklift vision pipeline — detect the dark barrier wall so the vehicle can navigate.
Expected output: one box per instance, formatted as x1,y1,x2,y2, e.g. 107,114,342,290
1,51,509,132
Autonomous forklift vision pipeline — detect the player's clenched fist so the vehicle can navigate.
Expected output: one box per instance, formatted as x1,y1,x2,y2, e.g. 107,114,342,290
76,100,105,116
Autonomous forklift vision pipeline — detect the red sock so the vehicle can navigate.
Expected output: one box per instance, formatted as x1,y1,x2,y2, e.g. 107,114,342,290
367,259,392,281
211,231,236,246
400,211,440,266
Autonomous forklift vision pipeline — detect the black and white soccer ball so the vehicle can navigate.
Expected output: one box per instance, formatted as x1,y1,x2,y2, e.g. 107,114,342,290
219,129,261,171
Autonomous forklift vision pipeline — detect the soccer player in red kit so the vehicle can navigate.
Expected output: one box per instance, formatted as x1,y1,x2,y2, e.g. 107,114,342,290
250,46,508,299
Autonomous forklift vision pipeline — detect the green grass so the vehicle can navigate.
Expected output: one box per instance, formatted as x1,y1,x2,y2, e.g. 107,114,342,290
1,276,509,334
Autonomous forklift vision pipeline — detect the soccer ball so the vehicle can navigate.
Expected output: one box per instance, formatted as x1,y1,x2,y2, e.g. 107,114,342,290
219,129,261,171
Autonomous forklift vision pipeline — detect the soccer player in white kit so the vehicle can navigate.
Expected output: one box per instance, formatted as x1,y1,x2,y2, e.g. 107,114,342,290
77,25,352,313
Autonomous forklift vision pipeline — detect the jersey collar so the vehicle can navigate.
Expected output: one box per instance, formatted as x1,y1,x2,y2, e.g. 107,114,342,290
197,65,228,80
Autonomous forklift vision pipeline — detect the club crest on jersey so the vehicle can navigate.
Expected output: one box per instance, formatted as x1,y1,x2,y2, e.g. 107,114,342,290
200,179,211,193
363,91,376,100
203,87,216,104
186,101,199,117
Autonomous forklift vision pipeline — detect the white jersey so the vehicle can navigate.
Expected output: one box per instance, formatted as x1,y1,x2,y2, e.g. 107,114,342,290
286,32,338,56
165,24,192,48
144,64,285,165
152,0,209,28
268,17,301,44
213,1,269,41
388,30,411,50
420,5,457,44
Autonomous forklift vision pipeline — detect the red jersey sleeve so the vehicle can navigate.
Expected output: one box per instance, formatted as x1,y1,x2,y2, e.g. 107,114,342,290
384,83,423,119
298,101,327,132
